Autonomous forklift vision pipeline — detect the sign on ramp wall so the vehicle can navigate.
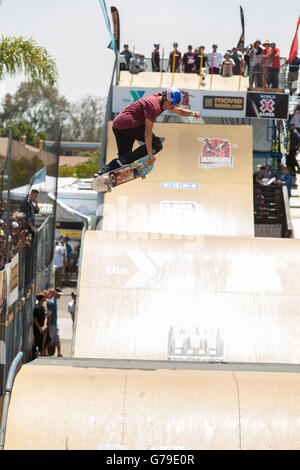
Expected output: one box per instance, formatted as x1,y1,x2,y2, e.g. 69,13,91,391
101,123,254,237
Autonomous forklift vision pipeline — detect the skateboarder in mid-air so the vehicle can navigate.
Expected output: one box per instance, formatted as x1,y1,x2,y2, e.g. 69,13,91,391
95,87,201,177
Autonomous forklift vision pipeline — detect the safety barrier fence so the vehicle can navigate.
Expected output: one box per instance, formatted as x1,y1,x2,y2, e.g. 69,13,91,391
0,215,54,403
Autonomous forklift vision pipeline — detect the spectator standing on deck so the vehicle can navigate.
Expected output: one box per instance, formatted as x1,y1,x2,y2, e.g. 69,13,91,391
290,105,300,133
249,40,263,88
151,44,160,71
195,46,207,75
168,43,182,72
261,40,272,87
182,45,196,73
222,52,235,77
47,288,63,357
287,123,300,175
287,56,300,95
207,44,223,75
120,44,132,70
20,189,40,237
231,47,242,75
266,43,281,89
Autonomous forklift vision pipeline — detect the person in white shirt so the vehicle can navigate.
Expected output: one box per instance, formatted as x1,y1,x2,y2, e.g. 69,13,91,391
222,53,235,77
207,44,223,74
68,292,76,323
53,241,66,288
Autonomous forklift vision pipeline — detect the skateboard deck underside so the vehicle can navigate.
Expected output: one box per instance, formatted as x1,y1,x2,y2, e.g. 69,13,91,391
91,156,156,192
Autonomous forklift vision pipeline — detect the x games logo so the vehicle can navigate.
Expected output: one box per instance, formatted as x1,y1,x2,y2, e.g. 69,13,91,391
260,98,275,115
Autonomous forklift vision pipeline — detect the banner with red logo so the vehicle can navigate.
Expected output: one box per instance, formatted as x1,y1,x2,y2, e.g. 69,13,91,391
246,92,289,119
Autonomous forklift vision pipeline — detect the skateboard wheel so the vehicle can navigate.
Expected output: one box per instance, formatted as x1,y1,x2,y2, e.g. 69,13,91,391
141,175,146,179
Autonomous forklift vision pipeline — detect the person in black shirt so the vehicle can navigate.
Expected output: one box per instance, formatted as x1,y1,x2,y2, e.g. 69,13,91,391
120,44,132,71
287,123,300,175
288,56,300,95
152,44,160,71
32,292,48,358
195,46,207,75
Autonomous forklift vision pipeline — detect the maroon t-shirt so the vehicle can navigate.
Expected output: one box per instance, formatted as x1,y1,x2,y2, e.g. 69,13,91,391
113,93,163,130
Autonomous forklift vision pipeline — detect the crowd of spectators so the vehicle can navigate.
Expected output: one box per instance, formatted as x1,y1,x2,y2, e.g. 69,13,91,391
0,189,40,268
254,164,293,197
53,235,73,288
120,42,299,92
32,287,63,358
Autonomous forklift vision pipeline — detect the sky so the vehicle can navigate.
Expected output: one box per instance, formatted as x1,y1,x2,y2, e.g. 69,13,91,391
0,0,299,103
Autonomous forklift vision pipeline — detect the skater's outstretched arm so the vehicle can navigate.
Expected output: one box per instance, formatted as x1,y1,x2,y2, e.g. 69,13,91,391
170,107,201,119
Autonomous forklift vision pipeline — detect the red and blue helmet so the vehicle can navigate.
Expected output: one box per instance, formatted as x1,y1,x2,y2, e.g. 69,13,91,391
164,87,182,106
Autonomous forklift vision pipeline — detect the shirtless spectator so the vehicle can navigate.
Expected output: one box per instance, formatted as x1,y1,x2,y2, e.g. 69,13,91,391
169,42,182,72
182,45,196,73
222,52,235,77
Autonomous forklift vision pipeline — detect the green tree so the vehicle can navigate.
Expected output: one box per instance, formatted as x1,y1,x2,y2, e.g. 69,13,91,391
0,120,47,147
63,95,105,142
11,155,44,188
59,150,100,178
0,35,57,86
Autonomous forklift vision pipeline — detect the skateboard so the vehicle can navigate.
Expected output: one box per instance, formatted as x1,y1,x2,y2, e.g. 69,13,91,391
91,155,156,193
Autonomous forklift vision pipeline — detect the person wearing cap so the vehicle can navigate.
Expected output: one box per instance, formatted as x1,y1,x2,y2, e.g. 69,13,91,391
182,45,196,73
152,44,160,72
120,44,132,70
207,44,223,75
94,88,201,176
261,40,272,87
222,52,235,77
20,188,40,237
129,51,147,74
168,42,182,72
249,40,264,88
266,42,281,89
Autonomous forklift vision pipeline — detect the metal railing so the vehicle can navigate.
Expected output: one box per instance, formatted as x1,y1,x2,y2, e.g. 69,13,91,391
0,351,23,450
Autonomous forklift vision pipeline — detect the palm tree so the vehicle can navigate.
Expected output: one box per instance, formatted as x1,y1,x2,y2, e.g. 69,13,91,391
0,35,57,87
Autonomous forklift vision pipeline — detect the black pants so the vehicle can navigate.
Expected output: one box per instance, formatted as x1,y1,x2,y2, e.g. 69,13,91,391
287,148,299,173
107,125,163,171
268,68,279,89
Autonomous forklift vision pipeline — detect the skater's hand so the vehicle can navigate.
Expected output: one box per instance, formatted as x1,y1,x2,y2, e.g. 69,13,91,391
193,112,201,119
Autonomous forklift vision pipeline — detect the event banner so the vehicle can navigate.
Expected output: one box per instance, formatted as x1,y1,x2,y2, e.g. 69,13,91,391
112,87,247,118
246,92,289,119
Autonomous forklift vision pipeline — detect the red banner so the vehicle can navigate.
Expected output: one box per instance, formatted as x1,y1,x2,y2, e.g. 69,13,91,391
288,15,300,63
